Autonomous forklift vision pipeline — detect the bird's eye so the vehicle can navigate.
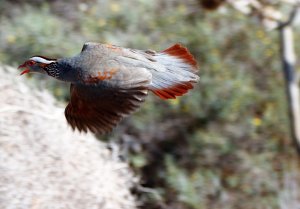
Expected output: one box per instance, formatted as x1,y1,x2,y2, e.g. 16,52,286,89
26,60,36,66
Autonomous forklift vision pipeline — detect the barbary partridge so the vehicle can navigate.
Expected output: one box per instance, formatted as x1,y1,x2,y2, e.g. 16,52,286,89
19,43,199,134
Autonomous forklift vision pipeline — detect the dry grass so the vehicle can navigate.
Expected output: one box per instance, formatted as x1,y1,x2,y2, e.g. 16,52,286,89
0,65,137,209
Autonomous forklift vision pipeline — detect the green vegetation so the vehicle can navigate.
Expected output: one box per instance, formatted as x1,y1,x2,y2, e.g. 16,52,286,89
1,0,300,208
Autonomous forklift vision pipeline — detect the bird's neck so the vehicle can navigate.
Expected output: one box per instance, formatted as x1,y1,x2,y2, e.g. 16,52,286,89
45,59,79,83
44,62,60,78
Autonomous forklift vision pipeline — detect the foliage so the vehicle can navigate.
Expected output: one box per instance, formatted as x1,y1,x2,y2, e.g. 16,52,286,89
1,0,300,209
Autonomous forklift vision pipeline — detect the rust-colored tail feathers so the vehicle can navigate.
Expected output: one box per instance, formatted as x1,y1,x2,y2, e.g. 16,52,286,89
149,44,199,99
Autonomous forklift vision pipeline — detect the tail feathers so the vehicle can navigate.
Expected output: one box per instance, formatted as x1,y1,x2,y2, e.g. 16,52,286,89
151,81,194,99
149,44,199,99
162,44,198,69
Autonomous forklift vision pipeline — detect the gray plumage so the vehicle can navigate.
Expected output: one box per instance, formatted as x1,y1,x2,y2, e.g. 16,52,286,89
19,42,199,134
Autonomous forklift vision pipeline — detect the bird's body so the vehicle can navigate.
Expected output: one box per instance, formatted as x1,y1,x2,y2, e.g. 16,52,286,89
19,42,199,134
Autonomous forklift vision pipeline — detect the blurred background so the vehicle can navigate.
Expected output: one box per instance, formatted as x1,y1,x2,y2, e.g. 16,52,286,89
1,0,300,208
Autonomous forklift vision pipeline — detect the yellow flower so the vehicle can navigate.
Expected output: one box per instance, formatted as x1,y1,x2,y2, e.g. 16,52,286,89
177,4,187,14
6,35,16,44
265,49,274,57
168,98,180,106
262,38,271,45
256,30,265,39
252,117,262,127
110,2,121,13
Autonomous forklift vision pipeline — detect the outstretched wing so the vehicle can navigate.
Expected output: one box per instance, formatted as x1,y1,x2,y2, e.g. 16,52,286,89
65,67,151,134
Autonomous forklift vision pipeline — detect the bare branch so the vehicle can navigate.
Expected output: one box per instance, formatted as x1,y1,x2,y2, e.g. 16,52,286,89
278,4,300,28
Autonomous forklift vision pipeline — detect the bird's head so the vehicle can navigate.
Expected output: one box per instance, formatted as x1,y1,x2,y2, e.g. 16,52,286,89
18,56,57,75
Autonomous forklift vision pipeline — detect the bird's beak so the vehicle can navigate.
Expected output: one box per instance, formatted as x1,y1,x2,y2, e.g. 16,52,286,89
18,63,30,75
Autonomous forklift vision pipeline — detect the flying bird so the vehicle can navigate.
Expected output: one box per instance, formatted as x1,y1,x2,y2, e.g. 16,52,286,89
19,43,199,134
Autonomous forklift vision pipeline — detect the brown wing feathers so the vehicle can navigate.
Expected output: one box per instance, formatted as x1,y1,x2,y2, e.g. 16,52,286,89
65,76,150,134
